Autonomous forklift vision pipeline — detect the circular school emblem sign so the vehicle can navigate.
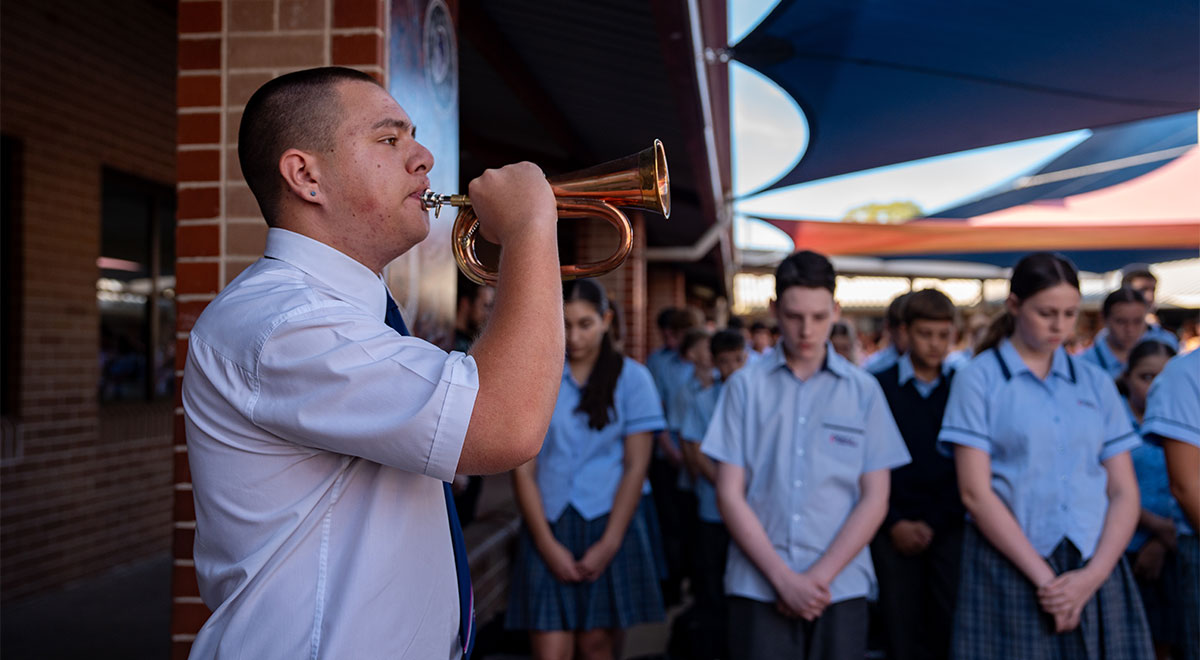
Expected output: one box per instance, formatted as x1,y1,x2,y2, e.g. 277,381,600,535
423,0,457,111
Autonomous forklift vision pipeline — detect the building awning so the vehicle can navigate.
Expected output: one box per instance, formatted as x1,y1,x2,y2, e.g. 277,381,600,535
733,0,1200,193
758,146,1200,272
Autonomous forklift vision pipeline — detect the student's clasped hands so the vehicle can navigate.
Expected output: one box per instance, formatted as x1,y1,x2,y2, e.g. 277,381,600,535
1037,567,1104,633
538,537,620,584
774,570,832,621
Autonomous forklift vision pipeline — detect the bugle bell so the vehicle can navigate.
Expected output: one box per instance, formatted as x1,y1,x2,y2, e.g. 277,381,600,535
421,139,670,286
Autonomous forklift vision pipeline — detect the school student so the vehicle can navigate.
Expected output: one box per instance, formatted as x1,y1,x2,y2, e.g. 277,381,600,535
1119,340,1193,660
646,307,697,605
939,252,1152,659
1142,347,1200,660
680,329,749,660
871,288,964,660
865,291,913,374
1083,288,1150,379
1120,264,1179,350
701,250,910,660
506,280,665,660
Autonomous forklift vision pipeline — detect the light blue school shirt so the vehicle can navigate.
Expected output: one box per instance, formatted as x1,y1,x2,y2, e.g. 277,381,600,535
1086,326,1181,380
701,344,911,604
946,348,972,371
1081,331,1125,379
938,337,1140,559
536,357,666,522
680,381,724,523
1143,348,1199,448
1126,397,1194,551
897,353,953,399
865,344,900,374
646,347,679,403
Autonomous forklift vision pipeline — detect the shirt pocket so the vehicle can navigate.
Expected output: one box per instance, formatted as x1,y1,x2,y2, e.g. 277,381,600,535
814,415,867,491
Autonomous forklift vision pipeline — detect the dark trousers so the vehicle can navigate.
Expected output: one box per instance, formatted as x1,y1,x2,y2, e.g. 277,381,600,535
692,521,729,659
871,523,963,660
728,596,867,660
649,455,695,605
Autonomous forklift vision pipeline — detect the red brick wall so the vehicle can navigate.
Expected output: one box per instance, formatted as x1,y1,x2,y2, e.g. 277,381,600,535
171,1,390,654
646,263,686,355
0,0,178,600
575,212,650,362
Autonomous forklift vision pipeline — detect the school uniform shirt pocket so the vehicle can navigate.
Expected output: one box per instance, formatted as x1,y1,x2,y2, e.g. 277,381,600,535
815,416,867,490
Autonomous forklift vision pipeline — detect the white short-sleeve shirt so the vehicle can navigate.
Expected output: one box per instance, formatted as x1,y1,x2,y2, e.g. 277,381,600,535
183,228,479,659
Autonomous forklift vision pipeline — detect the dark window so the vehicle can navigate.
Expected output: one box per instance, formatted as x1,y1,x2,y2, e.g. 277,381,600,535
98,169,175,403
2,135,23,462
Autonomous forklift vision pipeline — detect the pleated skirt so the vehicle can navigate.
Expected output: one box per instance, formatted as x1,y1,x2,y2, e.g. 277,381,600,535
952,524,1153,660
505,495,665,632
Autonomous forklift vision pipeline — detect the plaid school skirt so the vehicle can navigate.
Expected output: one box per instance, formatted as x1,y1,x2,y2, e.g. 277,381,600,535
505,495,666,632
953,524,1153,660
1127,533,1198,652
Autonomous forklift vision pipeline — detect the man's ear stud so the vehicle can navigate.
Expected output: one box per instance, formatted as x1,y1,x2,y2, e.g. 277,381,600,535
310,191,317,196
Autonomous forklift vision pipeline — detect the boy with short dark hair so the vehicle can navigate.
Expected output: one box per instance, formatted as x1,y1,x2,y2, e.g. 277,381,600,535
871,288,964,660
702,251,910,659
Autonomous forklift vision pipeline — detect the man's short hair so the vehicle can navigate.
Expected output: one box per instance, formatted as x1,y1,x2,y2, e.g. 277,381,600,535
238,67,380,226
750,320,769,333
1120,263,1156,288
885,291,914,329
656,307,678,330
680,328,710,355
775,250,836,298
902,288,957,326
668,308,699,333
710,329,746,356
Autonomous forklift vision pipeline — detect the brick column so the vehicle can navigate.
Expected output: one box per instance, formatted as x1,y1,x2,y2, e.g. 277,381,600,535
645,262,686,355
574,212,649,361
172,1,388,655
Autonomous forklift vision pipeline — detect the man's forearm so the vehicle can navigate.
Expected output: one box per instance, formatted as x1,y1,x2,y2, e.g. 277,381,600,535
718,479,792,590
1165,440,1200,530
460,228,563,474
807,470,888,585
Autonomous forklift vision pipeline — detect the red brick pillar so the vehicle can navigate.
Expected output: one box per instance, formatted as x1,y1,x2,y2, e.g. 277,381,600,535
645,263,686,355
575,212,649,362
172,1,388,655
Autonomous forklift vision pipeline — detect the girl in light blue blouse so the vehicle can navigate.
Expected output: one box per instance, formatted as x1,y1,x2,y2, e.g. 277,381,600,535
939,252,1152,659
506,279,665,660
1119,339,1190,660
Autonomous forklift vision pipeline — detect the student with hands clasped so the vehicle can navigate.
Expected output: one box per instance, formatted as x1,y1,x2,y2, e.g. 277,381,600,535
939,252,1153,658
506,279,665,660
701,250,911,659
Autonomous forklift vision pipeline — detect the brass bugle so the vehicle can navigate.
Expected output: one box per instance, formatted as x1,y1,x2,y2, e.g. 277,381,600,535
421,139,670,286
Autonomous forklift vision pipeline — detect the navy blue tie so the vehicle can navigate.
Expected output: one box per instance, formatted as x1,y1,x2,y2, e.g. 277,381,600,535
384,294,475,658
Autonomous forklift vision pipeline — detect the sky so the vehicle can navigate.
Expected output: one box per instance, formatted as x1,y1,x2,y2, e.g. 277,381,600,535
727,1,1091,251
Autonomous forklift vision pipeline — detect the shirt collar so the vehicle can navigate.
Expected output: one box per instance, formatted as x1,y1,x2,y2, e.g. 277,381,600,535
767,342,850,379
997,336,1076,383
263,228,387,319
897,352,951,387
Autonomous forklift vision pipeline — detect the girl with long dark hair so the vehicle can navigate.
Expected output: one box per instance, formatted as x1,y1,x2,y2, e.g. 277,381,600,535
940,252,1152,658
506,279,665,660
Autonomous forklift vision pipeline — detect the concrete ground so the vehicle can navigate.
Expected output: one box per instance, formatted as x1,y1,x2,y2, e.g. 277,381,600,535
1,553,172,660
0,551,676,660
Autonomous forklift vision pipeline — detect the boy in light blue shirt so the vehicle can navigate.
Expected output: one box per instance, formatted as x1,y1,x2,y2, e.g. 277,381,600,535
680,329,748,660
702,251,910,659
